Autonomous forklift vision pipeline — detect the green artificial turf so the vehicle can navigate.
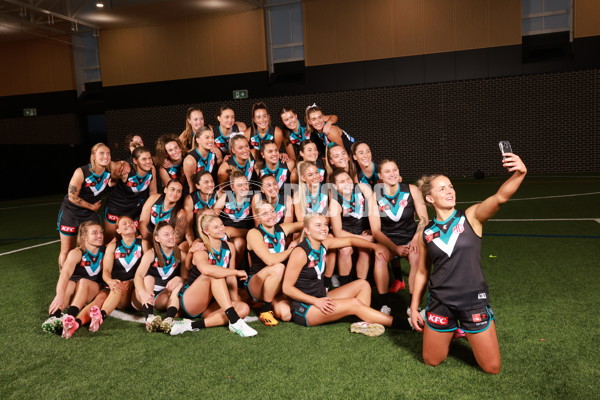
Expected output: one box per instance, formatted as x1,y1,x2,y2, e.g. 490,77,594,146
0,176,599,399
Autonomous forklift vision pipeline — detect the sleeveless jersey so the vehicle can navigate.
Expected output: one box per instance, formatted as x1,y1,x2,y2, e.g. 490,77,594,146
259,192,287,224
70,246,105,283
162,163,182,181
259,161,290,191
334,184,369,235
112,238,143,281
248,224,287,275
188,148,216,175
304,185,329,215
191,191,216,213
250,128,274,149
214,124,240,155
220,194,253,229
226,156,255,182
106,167,153,211
148,195,175,234
357,163,379,187
147,248,180,289
375,183,417,242
294,239,327,298
423,209,488,309
288,126,310,146
71,164,111,205
185,242,232,286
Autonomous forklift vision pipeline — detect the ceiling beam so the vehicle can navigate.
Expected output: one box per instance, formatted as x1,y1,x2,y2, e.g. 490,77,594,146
2,0,98,28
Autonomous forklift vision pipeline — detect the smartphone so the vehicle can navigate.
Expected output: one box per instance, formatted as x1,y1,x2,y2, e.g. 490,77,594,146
499,141,512,158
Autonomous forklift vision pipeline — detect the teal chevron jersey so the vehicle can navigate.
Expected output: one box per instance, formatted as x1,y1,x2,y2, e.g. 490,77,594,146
112,238,143,281
220,193,254,229
375,183,417,243
106,167,153,211
294,239,327,298
214,124,241,156
147,248,180,289
259,192,287,224
288,126,310,145
189,148,216,174
162,163,182,181
305,186,329,215
73,164,111,205
250,128,274,149
423,209,489,309
148,195,175,234
357,163,379,187
70,246,105,283
259,161,290,191
191,191,216,213
248,224,287,275
185,242,232,286
334,184,369,234
226,156,255,182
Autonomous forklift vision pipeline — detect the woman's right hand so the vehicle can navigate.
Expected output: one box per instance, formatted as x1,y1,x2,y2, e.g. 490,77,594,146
89,201,101,212
314,297,336,314
236,270,248,281
141,291,154,307
410,308,425,332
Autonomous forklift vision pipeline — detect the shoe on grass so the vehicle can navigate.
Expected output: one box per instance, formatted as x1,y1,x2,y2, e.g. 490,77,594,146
259,311,278,327
380,305,392,315
160,317,174,334
170,319,198,336
42,316,62,334
61,315,79,339
229,319,258,337
89,306,103,333
145,314,162,332
350,321,385,337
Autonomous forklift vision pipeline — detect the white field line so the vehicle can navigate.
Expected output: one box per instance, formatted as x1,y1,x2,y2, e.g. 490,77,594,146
0,202,61,211
0,240,60,257
457,191,600,204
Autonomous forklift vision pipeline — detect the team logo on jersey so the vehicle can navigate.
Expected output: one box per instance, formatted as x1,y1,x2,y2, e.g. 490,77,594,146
427,312,448,326
85,173,110,196
378,191,410,222
127,174,152,192
115,245,142,272
427,214,465,257
81,252,102,276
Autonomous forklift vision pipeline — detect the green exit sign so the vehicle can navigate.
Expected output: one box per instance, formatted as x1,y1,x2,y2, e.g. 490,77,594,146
23,108,37,117
233,89,248,99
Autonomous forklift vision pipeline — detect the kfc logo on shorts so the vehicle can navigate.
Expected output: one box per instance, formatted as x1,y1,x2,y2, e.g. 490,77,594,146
472,313,488,323
453,224,464,234
427,312,448,326
60,225,76,233
107,213,119,222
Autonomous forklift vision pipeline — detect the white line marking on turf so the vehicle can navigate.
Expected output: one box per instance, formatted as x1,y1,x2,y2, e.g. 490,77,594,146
457,191,600,204
0,240,60,257
110,310,145,324
490,218,600,222
0,201,61,211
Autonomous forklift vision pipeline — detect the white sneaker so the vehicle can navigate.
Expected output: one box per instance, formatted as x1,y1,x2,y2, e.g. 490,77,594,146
380,305,392,315
145,314,162,332
229,319,258,337
331,274,341,288
350,321,385,337
170,319,197,336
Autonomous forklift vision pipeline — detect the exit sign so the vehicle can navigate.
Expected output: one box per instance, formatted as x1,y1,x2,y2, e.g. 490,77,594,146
233,89,248,99
23,108,37,117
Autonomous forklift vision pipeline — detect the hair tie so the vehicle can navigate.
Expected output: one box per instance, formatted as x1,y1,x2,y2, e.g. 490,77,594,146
306,103,317,110
230,132,245,139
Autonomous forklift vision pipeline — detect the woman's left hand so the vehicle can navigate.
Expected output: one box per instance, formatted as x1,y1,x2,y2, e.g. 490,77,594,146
407,241,419,254
279,153,289,163
374,244,390,262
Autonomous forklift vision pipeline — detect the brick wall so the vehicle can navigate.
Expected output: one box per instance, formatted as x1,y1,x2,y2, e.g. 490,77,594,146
106,69,599,178
0,114,80,145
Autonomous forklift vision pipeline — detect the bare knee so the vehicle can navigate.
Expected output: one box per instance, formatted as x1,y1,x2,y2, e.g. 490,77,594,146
233,301,250,318
423,351,447,367
339,246,353,258
271,263,285,279
480,360,501,375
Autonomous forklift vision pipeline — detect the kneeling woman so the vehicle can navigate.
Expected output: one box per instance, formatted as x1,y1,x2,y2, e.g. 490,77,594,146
246,202,302,326
44,221,106,338
133,222,184,333
169,214,256,337
283,214,413,336
410,153,527,374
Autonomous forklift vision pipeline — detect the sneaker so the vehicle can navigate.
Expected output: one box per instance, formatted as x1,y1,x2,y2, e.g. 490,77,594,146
160,317,174,334
350,321,385,337
453,328,466,339
331,274,341,288
406,306,423,318
145,314,162,332
89,306,103,333
259,311,278,327
229,319,258,337
42,316,62,334
170,319,198,336
380,305,392,315
388,279,406,293
61,315,79,339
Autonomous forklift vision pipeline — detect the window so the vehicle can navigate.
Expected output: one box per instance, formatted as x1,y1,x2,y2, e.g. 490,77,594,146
522,0,573,39
264,0,304,73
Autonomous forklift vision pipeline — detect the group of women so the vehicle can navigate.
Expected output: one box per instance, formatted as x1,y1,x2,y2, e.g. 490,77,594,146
44,102,527,374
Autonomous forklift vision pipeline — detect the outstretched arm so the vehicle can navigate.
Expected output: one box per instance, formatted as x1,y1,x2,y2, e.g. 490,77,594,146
467,153,527,230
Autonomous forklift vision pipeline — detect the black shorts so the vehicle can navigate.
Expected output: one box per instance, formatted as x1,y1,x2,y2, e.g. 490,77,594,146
178,285,204,319
387,234,412,246
104,205,142,225
425,295,495,333
291,300,312,327
244,275,260,303
57,200,100,236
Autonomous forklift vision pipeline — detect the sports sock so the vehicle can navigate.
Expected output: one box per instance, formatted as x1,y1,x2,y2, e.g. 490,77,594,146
225,307,240,324
259,302,273,314
191,319,206,330
66,306,80,316
142,304,153,317
374,292,390,309
391,316,412,330
100,310,107,319
166,306,177,319
323,276,332,288
75,318,82,326
51,309,62,318
338,275,352,286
